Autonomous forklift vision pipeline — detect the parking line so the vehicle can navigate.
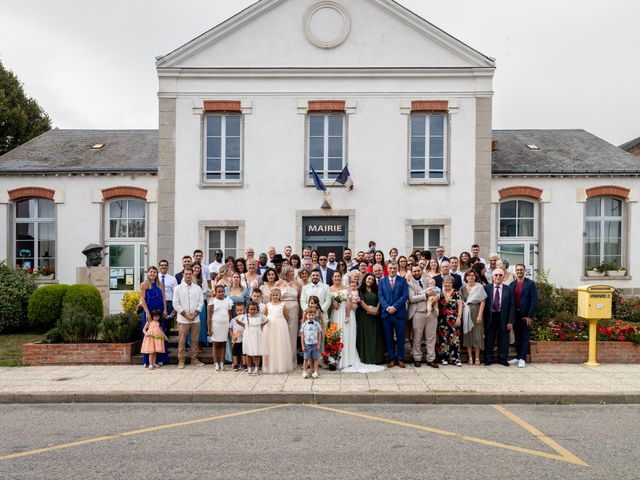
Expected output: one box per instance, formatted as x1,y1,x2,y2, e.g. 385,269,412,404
0,404,290,462
306,404,588,466
492,404,588,466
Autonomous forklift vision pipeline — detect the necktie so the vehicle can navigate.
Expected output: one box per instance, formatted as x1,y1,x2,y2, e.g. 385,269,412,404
161,275,165,286
418,279,423,288
493,286,500,312
390,277,395,289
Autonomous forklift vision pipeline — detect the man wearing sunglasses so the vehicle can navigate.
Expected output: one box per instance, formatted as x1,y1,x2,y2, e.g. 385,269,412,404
483,268,515,366
317,256,334,286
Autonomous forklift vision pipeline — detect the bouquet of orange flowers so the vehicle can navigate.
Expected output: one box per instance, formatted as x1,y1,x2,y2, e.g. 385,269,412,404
323,322,344,366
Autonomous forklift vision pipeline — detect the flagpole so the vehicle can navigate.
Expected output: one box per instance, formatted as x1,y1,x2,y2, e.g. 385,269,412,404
327,164,348,192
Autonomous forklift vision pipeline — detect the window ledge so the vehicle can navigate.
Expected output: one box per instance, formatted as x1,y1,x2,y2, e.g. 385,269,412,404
304,182,346,188
580,275,632,281
407,180,450,186
199,181,244,189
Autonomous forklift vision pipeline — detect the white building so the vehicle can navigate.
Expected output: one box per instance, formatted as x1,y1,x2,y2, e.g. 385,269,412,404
1,0,639,309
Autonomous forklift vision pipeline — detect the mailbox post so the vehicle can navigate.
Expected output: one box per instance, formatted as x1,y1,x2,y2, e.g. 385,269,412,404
577,285,614,367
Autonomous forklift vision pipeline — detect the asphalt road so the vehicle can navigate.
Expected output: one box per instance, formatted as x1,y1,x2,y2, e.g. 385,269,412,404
0,403,638,479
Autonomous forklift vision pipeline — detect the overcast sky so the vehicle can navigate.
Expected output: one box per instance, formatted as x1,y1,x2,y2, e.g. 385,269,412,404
1,0,638,145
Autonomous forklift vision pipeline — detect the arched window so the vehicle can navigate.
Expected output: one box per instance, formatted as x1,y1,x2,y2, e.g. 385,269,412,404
13,198,55,273
108,199,146,239
585,196,623,268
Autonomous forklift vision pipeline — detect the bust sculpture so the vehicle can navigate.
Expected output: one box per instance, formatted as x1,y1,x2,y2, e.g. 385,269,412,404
82,244,104,267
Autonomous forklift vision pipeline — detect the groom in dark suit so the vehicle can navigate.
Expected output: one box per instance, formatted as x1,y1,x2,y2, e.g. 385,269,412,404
484,268,515,366
379,263,409,368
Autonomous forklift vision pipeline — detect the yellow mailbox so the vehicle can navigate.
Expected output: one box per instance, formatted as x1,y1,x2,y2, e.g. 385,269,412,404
577,285,614,319
577,285,614,367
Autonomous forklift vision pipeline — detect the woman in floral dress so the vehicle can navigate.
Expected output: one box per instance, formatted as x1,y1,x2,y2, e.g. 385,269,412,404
436,276,463,366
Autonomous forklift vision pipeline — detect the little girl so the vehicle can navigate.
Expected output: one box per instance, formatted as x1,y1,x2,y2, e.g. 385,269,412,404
307,295,327,366
347,278,360,319
207,284,233,372
238,302,268,375
262,288,293,374
141,309,168,369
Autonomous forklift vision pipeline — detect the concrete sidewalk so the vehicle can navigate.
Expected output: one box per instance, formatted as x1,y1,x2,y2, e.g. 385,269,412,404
1,363,639,404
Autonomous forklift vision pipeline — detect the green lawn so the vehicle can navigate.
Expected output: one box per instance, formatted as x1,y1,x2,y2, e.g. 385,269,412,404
0,333,44,367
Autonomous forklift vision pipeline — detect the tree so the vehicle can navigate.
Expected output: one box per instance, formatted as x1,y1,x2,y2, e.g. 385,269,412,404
0,60,51,155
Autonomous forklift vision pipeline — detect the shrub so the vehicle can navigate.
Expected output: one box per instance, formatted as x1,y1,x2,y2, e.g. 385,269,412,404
0,261,37,333
44,327,64,344
101,312,142,343
57,304,100,343
28,284,69,331
613,293,640,323
62,284,103,322
121,291,141,314
553,288,578,316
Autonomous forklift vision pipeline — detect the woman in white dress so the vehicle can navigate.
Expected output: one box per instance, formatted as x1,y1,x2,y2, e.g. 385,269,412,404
275,265,300,367
329,271,384,373
262,288,293,374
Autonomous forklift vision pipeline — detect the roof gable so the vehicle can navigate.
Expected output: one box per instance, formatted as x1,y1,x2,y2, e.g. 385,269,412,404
156,0,495,69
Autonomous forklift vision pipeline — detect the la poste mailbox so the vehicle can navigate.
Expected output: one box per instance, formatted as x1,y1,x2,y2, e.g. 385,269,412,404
577,285,614,319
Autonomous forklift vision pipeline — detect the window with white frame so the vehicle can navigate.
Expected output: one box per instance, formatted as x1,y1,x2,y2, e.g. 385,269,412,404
108,199,146,239
307,113,345,182
410,113,446,181
207,228,237,261
412,226,442,254
585,196,623,268
499,200,535,238
204,114,241,182
13,198,55,273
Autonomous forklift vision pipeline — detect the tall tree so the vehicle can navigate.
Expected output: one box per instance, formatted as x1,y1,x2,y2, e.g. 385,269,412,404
0,60,51,155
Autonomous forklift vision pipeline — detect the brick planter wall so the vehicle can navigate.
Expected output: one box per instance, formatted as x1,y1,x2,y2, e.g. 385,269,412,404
22,342,139,366
530,341,640,363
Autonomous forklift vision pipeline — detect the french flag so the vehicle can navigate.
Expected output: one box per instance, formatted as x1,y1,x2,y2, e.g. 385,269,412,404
336,166,354,191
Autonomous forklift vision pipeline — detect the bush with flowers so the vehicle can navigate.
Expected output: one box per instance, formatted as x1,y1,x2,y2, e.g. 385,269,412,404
597,320,640,345
322,322,343,365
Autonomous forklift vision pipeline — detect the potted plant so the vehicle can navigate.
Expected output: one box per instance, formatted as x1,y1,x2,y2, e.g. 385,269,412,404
586,265,606,277
602,263,626,277
34,267,55,280
322,322,343,370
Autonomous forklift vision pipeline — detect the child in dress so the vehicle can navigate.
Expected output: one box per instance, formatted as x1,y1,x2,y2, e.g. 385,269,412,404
141,309,168,369
347,278,360,319
426,278,441,315
301,308,322,379
262,288,293,374
229,302,247,371
238,302,268,375
207,284,233,372
250,288,266,314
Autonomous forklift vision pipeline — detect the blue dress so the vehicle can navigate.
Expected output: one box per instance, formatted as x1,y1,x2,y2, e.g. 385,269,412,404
141,282,169,366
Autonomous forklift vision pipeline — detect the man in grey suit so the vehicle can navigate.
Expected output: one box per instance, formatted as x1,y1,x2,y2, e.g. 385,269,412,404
408,265,438,368
300,270,332,315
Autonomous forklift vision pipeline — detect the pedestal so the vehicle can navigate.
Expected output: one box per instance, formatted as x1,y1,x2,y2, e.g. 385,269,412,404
76,266,110,316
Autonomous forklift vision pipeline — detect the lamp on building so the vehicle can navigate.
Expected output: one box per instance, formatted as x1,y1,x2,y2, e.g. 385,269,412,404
321,192,332,210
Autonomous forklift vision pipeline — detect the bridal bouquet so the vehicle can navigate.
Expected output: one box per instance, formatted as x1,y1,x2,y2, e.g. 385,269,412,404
323,322,344,368
331,290,349,304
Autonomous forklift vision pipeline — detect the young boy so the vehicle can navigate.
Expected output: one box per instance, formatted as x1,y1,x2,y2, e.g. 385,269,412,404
229,302,247,371
250,288,266,314
300,307,322,379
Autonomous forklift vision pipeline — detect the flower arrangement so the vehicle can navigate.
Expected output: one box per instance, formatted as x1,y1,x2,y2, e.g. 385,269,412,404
34,267,55,277
323,322,344,367
331,290,348,304
533,320,588,341
597,320,640,344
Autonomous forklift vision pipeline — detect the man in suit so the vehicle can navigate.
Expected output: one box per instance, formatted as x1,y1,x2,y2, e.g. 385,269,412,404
408,265,438,368
435,246,449,267
372,264,384,285
300,270,332,314
483,268,515,366
174,255,193,284
509,263,538,368
317,255,334,286
433,261,462,290
379,263,409,368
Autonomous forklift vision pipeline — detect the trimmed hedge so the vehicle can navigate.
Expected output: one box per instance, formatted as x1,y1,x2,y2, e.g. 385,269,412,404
28,284,69,331
0,261,37,333
62,284,103,322
101,312,141,343
57,304,100,343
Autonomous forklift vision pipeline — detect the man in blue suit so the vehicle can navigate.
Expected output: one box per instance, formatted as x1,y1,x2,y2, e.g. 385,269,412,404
483,268,515,366
509,264,538,368
379,262,409,368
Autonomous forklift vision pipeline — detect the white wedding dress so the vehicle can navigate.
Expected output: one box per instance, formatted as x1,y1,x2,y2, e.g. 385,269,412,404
332,299,385,373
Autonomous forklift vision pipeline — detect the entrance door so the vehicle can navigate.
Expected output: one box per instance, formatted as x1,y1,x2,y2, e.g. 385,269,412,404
302,217,348,258
497,198,538,278
107,243,147,312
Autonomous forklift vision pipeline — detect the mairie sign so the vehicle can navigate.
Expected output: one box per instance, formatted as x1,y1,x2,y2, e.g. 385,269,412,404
303,217,348,238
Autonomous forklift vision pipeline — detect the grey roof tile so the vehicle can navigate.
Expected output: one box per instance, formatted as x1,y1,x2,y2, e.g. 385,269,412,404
620,135,640,151
0,129,158,174
491,129,640,174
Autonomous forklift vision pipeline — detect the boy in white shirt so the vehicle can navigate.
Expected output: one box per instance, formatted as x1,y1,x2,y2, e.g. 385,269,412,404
300,308,322,379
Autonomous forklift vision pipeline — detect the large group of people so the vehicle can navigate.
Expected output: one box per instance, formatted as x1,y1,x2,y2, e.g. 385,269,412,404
139,241,538,375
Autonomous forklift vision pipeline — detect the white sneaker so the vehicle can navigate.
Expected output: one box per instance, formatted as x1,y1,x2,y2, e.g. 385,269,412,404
253,366,259,375
311,371,319,379
302,371,310,379
518,359,526,368
214,363,220,371
508,358,519,365
219,363,224,372
246,367,252,375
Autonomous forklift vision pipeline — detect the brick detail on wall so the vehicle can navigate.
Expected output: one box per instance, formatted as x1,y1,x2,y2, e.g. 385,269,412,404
22,342,137,366
498,186,543,200
101,186,148,200
203,100,242,112
530,341,640,363
307,100,345,112
411,100,449,112
585,185,630,199
8,186,55,201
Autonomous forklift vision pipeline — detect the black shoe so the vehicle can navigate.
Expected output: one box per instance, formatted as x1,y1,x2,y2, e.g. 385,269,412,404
233,364,239,371
414,361,421,368
499,361,510,366
426,361,439,369
485,360,495,366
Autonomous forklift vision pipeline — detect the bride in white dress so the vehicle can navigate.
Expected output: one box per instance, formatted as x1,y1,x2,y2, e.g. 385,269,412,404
329,272,385,373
